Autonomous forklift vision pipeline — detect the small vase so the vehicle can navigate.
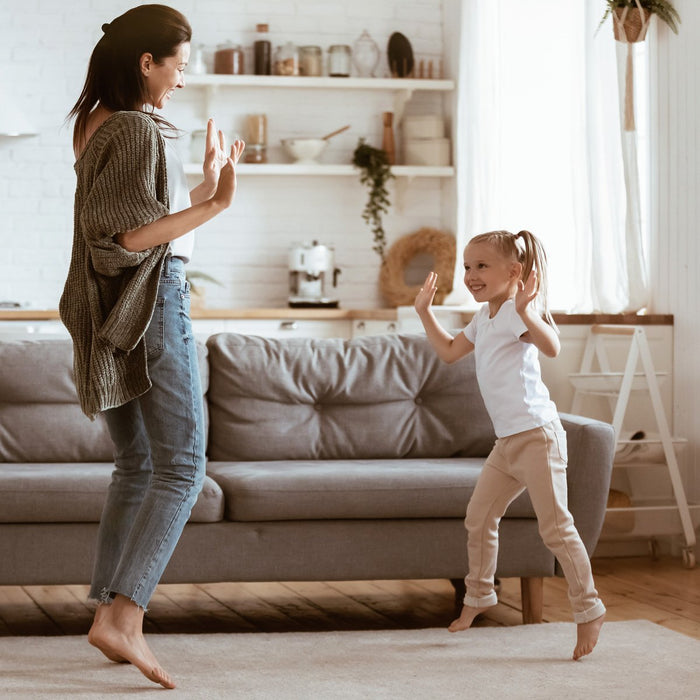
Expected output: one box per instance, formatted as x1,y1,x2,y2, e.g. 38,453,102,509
382,112,395,165
352,30,380,77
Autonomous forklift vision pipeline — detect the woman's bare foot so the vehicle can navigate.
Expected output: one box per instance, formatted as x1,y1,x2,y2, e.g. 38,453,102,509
87,594,175,689
448,604,493,632
573,612,605,660
88,603,128,663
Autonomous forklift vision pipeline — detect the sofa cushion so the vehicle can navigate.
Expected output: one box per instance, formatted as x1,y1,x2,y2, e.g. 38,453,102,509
0,464,224,523
206,333,496,462
0,339,210,462
206,459,535,521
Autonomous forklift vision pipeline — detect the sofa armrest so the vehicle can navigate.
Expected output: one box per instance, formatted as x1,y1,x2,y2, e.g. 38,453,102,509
559,412,615,557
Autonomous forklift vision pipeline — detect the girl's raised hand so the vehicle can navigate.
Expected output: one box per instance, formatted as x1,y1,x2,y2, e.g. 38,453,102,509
515,268,539,314
414,271,439,314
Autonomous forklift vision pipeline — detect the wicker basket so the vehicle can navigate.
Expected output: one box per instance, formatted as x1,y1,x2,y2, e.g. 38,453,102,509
379,227,455,307
613,7,651,43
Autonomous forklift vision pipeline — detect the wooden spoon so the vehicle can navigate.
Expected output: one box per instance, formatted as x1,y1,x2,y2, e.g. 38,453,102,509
321,125,351,141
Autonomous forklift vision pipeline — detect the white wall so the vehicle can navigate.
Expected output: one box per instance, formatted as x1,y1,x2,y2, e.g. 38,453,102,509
652,0,700,508
0,0,449,309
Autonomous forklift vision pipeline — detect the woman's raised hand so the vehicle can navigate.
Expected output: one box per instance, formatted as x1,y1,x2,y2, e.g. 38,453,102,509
414,271,439,315
202,118,245,192
212,139,246,210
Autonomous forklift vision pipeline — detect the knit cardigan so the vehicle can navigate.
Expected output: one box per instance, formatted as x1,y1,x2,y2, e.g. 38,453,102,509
59,111,171,419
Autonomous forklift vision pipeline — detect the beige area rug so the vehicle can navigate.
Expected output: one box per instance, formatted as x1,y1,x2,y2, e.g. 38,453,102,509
0,621,697,699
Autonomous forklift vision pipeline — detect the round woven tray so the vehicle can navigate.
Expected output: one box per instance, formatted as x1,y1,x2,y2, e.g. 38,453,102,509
379,227,455,307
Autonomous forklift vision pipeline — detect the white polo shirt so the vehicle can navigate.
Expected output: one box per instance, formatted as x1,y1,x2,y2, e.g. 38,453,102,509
463,299,558,438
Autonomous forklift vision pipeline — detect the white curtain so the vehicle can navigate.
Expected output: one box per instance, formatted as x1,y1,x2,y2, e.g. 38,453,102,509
447,0,649,313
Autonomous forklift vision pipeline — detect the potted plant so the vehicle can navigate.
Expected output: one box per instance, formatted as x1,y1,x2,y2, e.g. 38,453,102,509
185,270,223,309
352,139,394,263
599,1,680,42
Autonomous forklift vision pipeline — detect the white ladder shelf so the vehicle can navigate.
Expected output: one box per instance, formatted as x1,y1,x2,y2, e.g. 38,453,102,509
570,325,697,568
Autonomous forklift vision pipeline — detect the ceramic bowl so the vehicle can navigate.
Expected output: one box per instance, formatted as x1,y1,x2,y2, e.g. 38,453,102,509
281,138,327,164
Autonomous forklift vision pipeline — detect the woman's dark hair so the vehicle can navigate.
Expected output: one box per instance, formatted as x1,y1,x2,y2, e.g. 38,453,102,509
67,4,191,149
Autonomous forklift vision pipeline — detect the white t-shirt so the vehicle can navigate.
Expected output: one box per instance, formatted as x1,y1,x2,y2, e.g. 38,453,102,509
463,299,558,438
164,138,195,263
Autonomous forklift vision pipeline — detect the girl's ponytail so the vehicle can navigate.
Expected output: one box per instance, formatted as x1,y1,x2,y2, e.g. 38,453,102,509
515,230,557,332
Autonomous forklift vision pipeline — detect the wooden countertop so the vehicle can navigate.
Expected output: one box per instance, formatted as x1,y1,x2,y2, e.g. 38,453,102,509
0,308,399,321
0,308,673,324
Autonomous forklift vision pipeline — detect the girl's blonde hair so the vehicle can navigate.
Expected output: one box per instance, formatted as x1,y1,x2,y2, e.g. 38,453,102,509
468,230,558,331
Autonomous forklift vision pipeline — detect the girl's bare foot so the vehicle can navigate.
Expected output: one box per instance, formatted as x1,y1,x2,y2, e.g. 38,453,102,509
573,612,605,660
87,594,175,689
448,604,493,632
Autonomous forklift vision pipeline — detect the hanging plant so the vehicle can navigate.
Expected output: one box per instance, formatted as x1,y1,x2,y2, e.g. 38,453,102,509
352,138,394,262
599,0,681,37
598,1,680,132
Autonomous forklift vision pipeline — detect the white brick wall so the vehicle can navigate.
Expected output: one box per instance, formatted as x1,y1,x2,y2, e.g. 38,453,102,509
0,0,451,309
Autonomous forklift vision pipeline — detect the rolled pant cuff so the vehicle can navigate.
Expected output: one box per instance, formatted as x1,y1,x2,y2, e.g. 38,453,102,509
464,591,499,608
573,600,606,624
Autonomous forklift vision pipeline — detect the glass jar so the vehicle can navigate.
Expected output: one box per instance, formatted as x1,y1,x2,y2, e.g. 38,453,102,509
246,114,267,146
328,44,352,77
299,46,323,77
190,44,207,75
254,23,271,75
352,30,380,77
273,42,299,76
214,42,244,75
244,143,267,164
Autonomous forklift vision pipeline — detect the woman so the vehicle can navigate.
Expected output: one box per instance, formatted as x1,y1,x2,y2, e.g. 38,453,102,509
60,4,244,689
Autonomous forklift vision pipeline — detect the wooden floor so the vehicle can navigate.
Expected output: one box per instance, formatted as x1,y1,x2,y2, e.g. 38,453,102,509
1,556,699,640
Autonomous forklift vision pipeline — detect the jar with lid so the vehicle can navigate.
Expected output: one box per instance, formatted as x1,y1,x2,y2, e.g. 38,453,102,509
273,42,299,76
352,30,380,77
244,143,267,164
214,41,244,75
254,23,271,75
299,46,322,77
328,45,352,77
190,44,207,75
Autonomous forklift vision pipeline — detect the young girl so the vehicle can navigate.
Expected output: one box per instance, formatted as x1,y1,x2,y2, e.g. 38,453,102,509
60,4,244,689
414,230,606,661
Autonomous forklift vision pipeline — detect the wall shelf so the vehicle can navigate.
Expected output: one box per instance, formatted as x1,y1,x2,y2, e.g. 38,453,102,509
185,74,454,91
184,74,454,121
183,163,454,177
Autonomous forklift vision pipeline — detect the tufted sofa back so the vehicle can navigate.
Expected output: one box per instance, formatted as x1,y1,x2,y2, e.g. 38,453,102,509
0,339,209,463
206,332,496,461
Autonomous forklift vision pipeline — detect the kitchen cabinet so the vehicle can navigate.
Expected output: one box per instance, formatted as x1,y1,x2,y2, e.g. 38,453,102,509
351,319,398,337
0,320,69,340
192,318,351,340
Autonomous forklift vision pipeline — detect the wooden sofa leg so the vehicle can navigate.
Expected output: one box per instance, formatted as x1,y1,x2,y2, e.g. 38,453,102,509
520,576,543,624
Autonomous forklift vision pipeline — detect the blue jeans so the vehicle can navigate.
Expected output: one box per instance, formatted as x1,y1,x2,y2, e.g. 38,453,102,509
89,255,205,610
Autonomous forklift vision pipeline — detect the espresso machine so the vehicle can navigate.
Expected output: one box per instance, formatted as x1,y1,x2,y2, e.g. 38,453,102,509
288,241,341,308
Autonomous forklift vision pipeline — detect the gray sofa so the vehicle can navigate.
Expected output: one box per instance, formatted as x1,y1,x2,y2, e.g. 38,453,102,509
0,333,615,623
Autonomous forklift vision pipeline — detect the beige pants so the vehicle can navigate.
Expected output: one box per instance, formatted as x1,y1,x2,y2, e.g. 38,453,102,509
464,419,606,623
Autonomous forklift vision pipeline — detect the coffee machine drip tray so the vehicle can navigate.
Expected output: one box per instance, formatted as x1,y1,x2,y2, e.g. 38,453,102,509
288,297,339,309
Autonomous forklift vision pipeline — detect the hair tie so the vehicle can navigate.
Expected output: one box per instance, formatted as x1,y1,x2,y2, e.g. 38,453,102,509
101,22,111,33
